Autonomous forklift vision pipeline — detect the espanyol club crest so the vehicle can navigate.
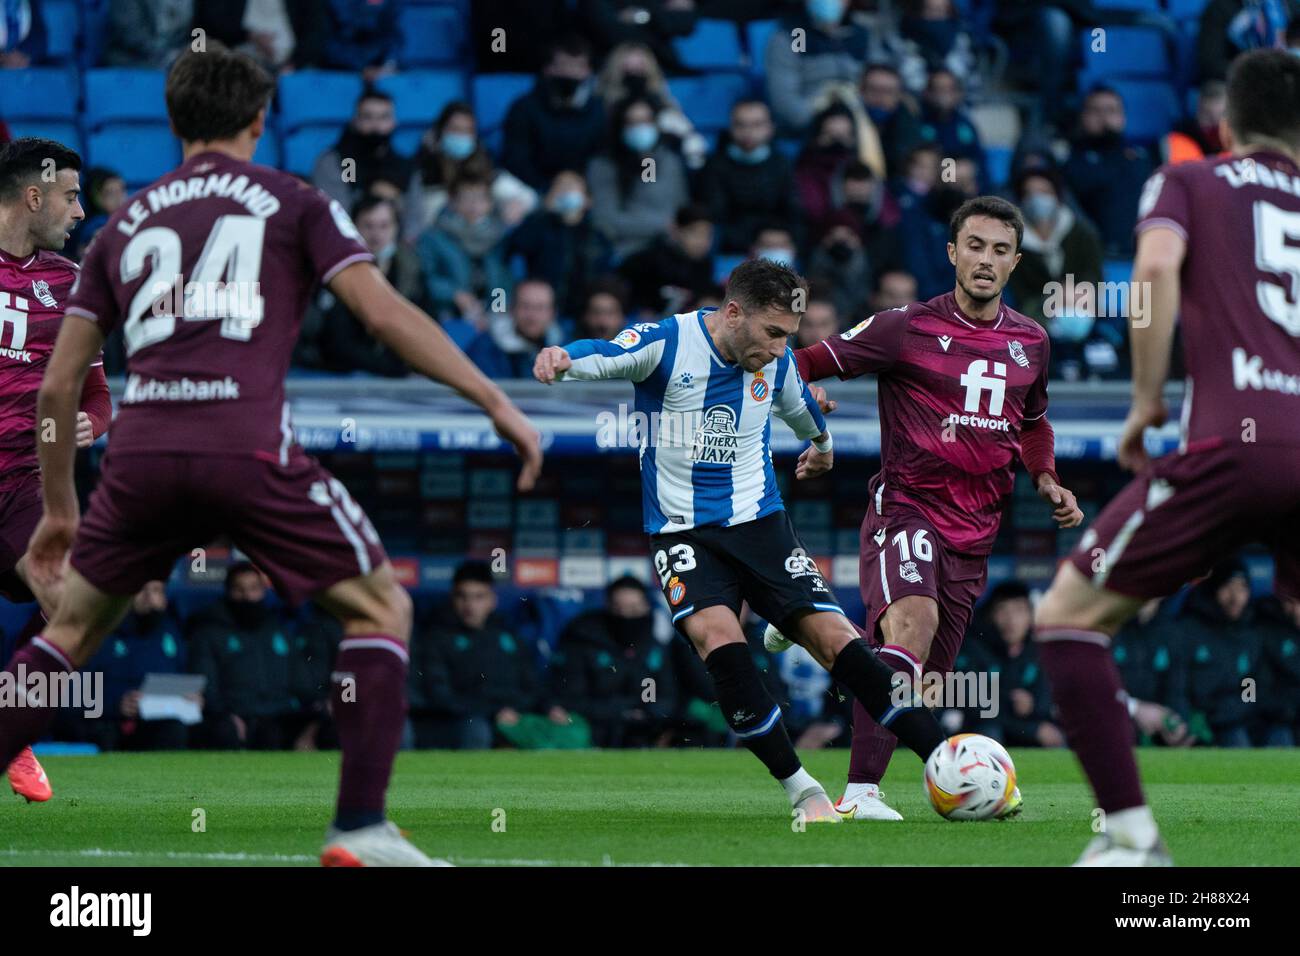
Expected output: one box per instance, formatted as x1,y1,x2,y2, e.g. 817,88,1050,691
749,371,769,402
613,328,641,349
1008,339,1029,368
667,576,686,606
31,279,56,308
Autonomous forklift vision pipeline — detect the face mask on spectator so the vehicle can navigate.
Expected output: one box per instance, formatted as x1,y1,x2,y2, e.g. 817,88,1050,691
827,239,856,263
807,0,846,25
375,242,398,264
546,75,589,108
440,132,477,161
1049,310,1095,343
623,123,659,152
759,247,796,267
135,609,164,632
553,190,586,215
727,142,771,165
623,73,650,97
228,598,267,628
1022,193,1058,224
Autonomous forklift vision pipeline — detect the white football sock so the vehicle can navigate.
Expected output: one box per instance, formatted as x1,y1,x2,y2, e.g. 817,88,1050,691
779,767,820,804
1107,805,1159,848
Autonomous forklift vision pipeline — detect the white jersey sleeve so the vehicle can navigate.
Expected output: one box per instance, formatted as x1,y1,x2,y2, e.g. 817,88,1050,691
560,322,673,383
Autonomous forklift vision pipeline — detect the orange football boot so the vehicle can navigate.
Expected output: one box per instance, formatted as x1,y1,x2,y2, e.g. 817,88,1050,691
7,747,52,802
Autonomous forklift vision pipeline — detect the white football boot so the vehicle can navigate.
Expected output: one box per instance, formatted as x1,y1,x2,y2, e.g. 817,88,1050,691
763,622,794,653
792,785,842,823
1073,834,1173,867
997,786,1024,819
320,821,453,867
835,784,904,821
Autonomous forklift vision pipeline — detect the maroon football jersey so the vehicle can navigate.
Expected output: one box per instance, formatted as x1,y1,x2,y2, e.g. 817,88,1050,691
0,249,103,491
803,293,1050,554
1135,150,1300,449
66,150,373,458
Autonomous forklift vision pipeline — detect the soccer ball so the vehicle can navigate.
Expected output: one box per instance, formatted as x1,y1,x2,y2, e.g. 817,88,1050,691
924,734,1017,820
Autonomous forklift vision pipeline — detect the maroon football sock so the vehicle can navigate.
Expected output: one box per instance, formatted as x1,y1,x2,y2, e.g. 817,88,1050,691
0,638,73,770
331,635,409,828
12,610,48,651
846,643,917,784
1038,630,1145,813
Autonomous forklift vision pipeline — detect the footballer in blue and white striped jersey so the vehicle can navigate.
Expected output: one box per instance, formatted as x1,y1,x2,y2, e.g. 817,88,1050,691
558,307,828,534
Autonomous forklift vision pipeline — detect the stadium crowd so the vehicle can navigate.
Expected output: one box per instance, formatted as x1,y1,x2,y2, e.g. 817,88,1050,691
1,0,1297,754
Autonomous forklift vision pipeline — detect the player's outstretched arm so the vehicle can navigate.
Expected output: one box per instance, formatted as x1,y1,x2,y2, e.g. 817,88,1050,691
31,315,105,586
1120,226,1185,472
329,261,542,491
535,326,670,385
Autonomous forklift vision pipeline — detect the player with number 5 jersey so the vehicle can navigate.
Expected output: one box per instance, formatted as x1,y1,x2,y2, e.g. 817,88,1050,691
0,47,542,867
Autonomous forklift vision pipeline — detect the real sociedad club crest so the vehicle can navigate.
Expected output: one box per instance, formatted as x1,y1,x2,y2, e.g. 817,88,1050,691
1008,339,1029,368
31,279,56,309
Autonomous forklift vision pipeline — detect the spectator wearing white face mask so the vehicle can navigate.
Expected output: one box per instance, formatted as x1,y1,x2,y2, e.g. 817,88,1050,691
586,94,688,258
404,101,537,242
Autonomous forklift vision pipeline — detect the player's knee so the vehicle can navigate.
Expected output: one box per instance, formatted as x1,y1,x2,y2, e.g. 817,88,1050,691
885,601,938,655
377,581,413,641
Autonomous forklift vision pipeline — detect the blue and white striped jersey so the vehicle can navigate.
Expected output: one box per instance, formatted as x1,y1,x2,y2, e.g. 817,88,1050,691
561,308,827,534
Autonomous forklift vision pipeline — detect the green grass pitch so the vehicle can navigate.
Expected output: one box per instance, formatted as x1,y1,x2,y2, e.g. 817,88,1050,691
1,749,1296,866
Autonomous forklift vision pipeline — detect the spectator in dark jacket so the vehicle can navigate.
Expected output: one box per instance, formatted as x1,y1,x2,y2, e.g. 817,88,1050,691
409,561,567,749
467,278,566,379
550,576,680,747
311,88,413,211
975,582,1066,748
75,581,190,752
1062,85,1158,258
1253,592,1300,746
1007,166,1104,325
795,103,862,238
1110,598,1193,747
319,0,398,79
576,275,630,339
508,169,614,320
1198,0,1300,82
860,63,924,179
917,69,984,173
192,0,323,71
418,173,513,326
69,167,126,261
104,0,190,68
618,203,715,317
805,211,873,322
503,34,607,192
580,0,698,74
303,196,435,376
696,99,800,254
189,563,318,750
1167,560,1264,747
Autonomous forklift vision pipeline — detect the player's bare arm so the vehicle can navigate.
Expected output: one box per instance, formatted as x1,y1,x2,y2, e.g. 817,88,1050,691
533,345,572,383
1119,226,1185,472
30,314,104,587
795,436,832,479
329,261,542,491
1035,473,1084,528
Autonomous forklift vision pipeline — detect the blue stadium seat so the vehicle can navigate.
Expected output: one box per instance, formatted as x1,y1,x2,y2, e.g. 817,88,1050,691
1110,78,1179,143
397,4,465,67
472,73,534,136
282,125,341,176
1165,0,1211,20
6,121,81,155
666,74,752,133
1079,26,1171,83
87,125,182,189
375,70,465,130
0,67,79,119
1091,0,1159,9
277,71,364,132
392,126,424,156
746,18,779,77
672,18,744,72
40,0,80,63
85,69,168,127
252,128,281,169
984,144,1013,189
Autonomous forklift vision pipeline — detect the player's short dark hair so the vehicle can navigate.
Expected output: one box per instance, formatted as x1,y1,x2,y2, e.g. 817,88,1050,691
165,47,275,143
0,137,82,202
606,574,646,601
984,580,1030,609
842,160,875,182
544,32,591,66
724,257,810,316
584,274,629,311
356,86,394,109
675,203,712,229
453,560,496,588
351,193,399,228
1226,49,1300,151
949,195,1024,252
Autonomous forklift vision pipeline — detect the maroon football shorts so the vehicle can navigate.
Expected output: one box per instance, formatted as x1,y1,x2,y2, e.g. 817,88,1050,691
71,448,387,605
1066,441,1300,600
858,504,988,675
0,472,42,601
